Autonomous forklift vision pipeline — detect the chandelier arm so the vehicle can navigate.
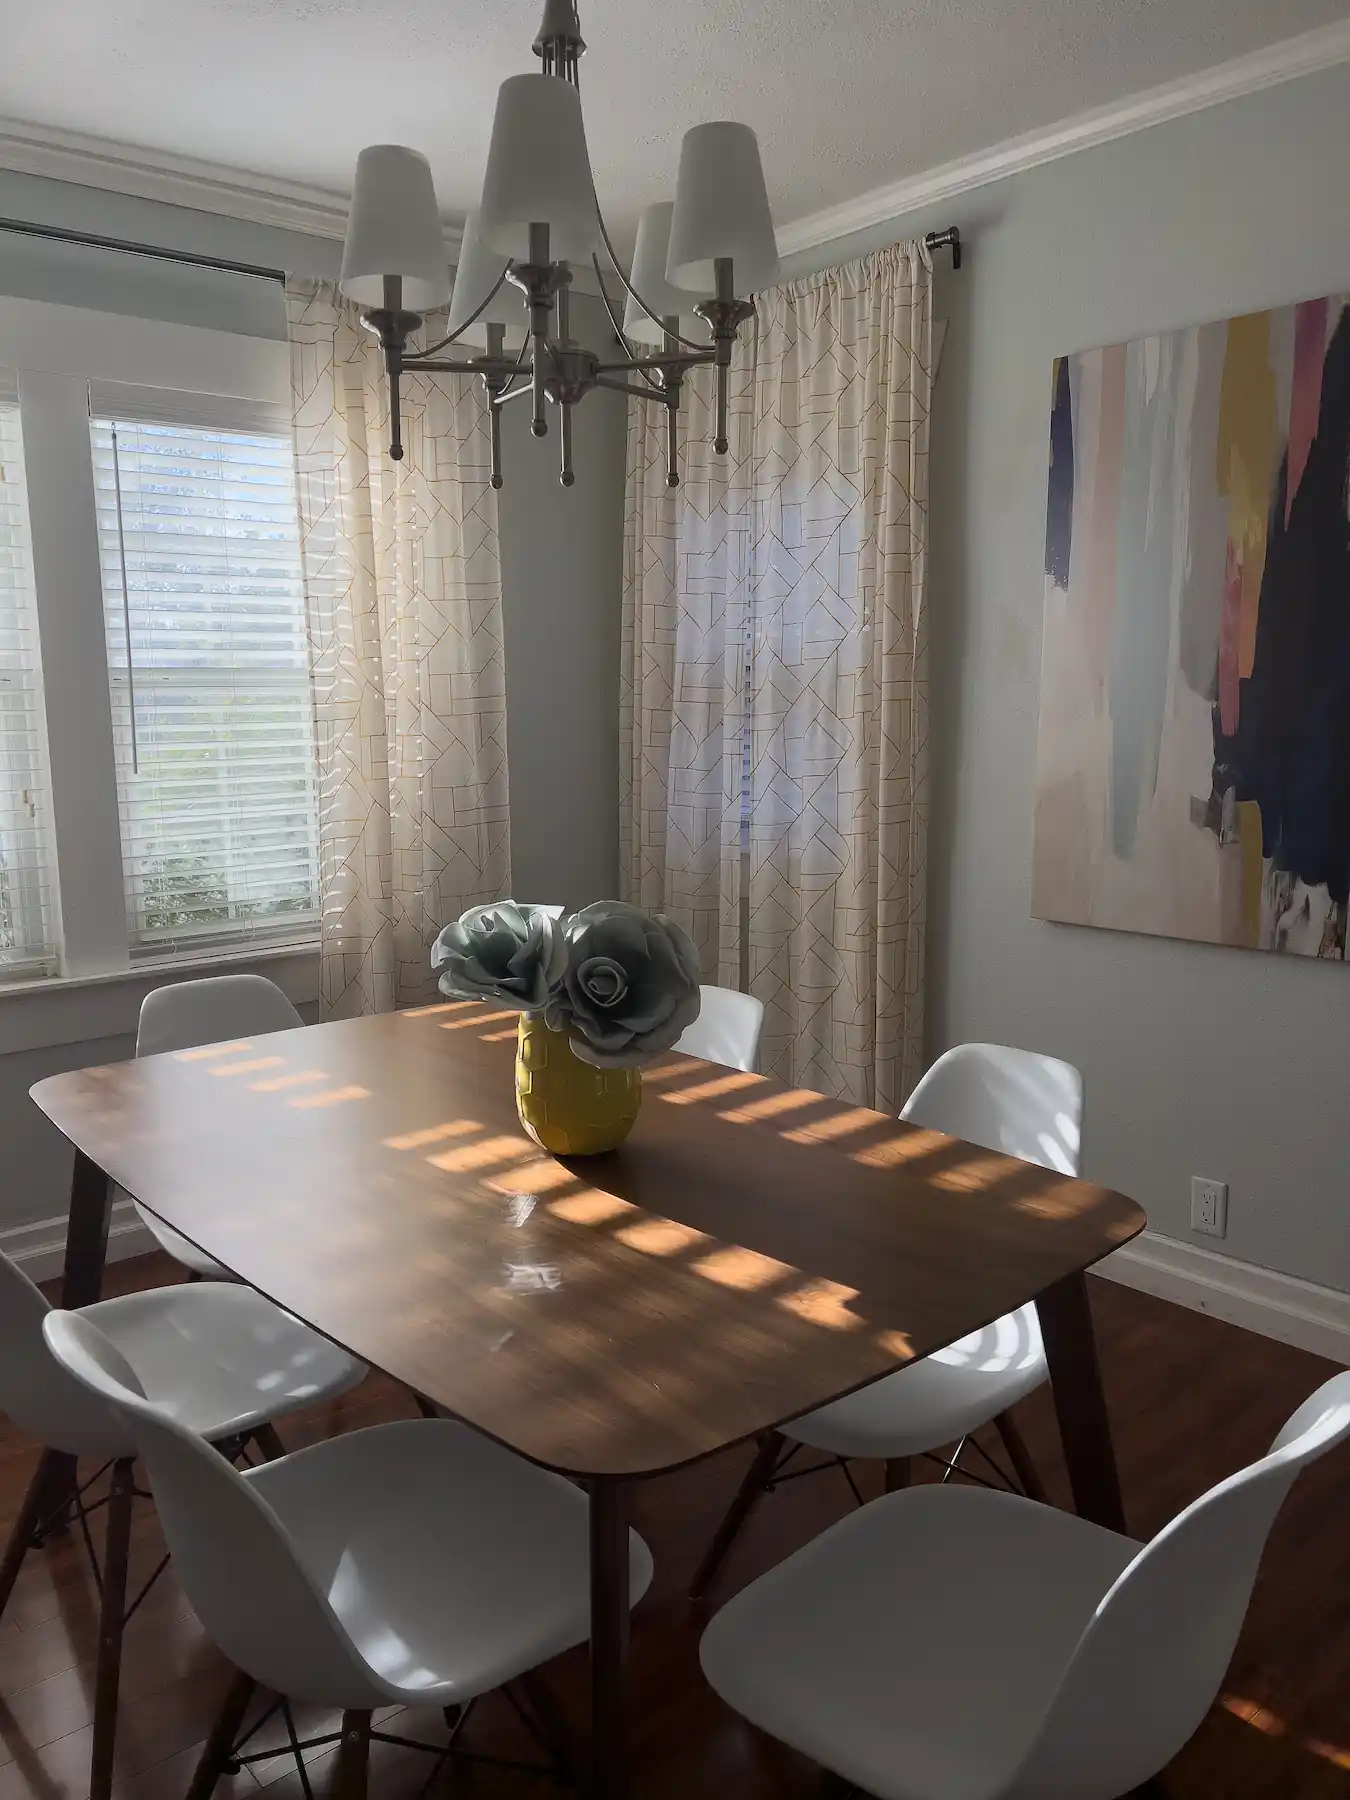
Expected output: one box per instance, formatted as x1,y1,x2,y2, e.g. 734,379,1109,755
414,265,516,359
596,350,714,376
595,376,676,402
590,254,661,392
593,201,710,353
492,381,538,405
401,357,511,375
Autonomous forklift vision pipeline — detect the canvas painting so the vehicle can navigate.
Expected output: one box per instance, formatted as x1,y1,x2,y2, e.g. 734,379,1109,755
1032,292,1350,958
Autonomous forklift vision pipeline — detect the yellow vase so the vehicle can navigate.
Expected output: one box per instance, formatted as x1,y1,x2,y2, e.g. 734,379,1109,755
514,1014,642,1156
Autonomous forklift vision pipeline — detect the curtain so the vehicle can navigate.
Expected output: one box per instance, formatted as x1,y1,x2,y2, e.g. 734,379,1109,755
287,279,510,1017
620,241,932,1111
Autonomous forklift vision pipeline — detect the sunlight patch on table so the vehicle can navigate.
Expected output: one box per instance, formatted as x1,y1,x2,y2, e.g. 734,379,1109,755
287,1085,371,1109
383,1119,483,1151
782,1107,877,1145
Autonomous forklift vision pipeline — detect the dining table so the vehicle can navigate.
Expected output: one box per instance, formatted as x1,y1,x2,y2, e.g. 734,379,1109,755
30,999,1146,1799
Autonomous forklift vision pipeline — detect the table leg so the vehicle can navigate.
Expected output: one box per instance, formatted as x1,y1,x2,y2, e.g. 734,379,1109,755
35,1150,113,1531
588,1478,630,1800
59,1148,114,1309
1037,1269,1127,1534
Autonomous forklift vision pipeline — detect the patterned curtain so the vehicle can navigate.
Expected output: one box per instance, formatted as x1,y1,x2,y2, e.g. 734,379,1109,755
620,241,932,1111
286,279,511,1017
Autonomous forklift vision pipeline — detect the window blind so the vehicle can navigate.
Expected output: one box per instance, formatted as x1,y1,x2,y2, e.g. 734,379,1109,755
90,411,320,956
0,398,57,977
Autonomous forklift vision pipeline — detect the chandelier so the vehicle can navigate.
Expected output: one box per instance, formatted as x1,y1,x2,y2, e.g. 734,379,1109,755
338,0,777,489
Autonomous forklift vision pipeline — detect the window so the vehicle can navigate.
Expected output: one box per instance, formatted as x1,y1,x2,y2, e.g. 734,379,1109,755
0,394,56,976
90,405,319,956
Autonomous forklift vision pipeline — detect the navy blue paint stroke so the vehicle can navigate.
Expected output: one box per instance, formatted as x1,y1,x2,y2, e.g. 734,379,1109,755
1045,356,1075,589
1213,304,1350,905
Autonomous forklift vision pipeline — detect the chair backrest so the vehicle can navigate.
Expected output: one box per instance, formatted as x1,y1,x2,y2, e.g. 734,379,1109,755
41,1310,376,1706
1011,1372,1350,1799
0,1253,129,1455
137,973,302,1059
675,986,765,1074
901,1042,1083,1175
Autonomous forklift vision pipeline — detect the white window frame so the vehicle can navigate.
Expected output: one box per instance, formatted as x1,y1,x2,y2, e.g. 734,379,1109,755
0,296,319,995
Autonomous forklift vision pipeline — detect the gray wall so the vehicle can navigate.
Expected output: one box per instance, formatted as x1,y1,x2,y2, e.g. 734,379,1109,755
0,172,623,1235
781,63,1350,1291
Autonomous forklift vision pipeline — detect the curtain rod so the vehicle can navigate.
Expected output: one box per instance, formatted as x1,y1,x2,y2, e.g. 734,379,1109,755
0,216,288,283
0,214,965,283
923,228,962,269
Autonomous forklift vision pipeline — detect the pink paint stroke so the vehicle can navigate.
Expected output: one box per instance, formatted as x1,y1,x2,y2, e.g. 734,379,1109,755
1286,297,1329,527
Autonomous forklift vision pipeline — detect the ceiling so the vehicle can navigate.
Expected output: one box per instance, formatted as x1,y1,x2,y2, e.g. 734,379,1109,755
4,0,1349,242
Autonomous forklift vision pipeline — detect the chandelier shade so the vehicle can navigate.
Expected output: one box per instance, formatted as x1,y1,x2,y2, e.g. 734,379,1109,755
477,73,600,264
447,212,526,347
623,202,712,346
339,144,451,310
667,122,779,294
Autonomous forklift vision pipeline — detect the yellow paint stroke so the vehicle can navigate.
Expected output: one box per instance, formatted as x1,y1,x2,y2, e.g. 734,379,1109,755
1238,799,1264,946
1216,312,1278,680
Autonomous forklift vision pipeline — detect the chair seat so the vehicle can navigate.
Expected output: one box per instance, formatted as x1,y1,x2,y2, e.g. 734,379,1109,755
136,1209,230,1280
783,1304,1045,1459
84,1283,365,1444
700,1484,1138,1800
245,1419,655,1707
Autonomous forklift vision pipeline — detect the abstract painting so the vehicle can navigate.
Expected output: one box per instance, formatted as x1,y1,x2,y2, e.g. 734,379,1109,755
1032,291,1350,958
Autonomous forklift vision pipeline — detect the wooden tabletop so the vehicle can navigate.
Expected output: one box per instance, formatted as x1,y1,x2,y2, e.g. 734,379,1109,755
31,1004,1145,1479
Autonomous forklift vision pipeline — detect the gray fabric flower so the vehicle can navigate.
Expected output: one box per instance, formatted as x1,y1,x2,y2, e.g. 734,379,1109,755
546,900,701,1067
431,901,568,1013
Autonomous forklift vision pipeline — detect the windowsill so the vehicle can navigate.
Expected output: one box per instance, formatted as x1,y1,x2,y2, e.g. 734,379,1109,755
0,940,321,1058
0,938,320,1001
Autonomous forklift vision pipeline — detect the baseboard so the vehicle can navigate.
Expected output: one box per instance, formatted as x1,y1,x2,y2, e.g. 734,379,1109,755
1097,1231,1350,1366
1,1200,157,1285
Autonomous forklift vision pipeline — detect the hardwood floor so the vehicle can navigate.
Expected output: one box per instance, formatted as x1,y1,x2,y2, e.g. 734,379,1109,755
1,1252,1347,1798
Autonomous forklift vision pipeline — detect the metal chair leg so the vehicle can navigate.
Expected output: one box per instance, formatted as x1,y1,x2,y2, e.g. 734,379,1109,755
334,1709,372,1798
0,1446,63,1621
185,1669,258,1800
884,1456,911,1493
251,1423,288,1462
690,1431,786,1599
89,1458,136,1800
993,1410,1049,1504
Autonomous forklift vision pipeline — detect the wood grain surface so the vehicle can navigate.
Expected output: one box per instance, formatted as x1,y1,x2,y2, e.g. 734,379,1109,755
31,1004,1144,1477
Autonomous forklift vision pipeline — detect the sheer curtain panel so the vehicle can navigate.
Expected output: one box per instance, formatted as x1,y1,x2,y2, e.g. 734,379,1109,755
621,242,932,1109
287,279,510,1017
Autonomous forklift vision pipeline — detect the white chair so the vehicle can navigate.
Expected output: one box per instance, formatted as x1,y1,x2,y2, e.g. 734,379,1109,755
692,1042,1081,1596
0,1251,364,1800
132,973,306,1277
676,984,765,1073
42,1308,655,1800
701,1371,1350,1800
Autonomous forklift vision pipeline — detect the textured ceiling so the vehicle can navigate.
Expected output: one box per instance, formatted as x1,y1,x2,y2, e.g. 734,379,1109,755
4,0,1349,238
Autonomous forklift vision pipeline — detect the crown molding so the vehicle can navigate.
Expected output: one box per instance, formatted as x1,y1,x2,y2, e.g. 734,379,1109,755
0,117,463,258
777,16,1350,259
0,118,353,238
6,16,1348,272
